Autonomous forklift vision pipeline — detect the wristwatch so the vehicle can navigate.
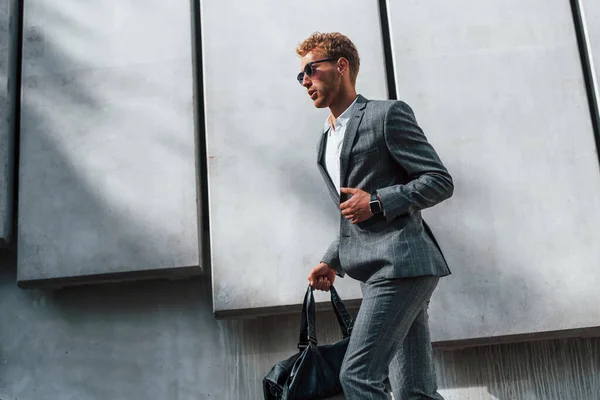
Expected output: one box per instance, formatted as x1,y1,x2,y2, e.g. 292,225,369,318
369,192,383,214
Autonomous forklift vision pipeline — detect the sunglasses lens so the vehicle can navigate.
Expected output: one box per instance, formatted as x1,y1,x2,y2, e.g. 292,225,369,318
304,63,313,77
297,62,315,84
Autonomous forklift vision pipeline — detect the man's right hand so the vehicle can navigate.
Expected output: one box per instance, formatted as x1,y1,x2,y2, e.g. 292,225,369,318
308,262,336,291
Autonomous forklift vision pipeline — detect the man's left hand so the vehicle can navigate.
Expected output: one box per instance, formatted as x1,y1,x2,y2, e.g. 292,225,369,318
340,187,373,224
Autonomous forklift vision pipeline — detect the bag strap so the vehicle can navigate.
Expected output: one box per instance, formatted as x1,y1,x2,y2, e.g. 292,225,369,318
298,285,318,350
297,285,354,350
329,286,354,338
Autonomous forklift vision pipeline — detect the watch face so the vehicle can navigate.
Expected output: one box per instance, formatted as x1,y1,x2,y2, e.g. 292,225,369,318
370,200,381,214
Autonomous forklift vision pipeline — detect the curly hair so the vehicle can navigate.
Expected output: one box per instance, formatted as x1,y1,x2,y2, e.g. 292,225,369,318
296,32,360,84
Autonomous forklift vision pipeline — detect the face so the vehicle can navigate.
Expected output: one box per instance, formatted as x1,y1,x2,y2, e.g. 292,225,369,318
299,50,341,109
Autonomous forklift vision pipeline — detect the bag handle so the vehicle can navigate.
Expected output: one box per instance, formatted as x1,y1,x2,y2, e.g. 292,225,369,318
297,285,354,350
330,285,354,338
298,286,317,350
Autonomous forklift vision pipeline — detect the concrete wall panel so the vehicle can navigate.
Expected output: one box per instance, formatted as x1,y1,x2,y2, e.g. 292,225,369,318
17,0,200,284
387,0,600,342
0,0,14,246
202,0,387,314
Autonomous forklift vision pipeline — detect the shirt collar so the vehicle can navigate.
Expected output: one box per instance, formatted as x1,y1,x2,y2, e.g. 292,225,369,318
323,95,359,134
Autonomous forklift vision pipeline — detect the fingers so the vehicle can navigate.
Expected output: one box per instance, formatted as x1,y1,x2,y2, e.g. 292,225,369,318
340,187,358,209
340,188,373,224
340,204,355,220
346,213,367,224
317,277,331,291
341,207,361,222
346,214,359,222
340,200,356,212
310,277,331,291
307,263,335,291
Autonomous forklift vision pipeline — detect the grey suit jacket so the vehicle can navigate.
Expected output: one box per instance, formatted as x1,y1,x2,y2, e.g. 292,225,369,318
318,95,453,282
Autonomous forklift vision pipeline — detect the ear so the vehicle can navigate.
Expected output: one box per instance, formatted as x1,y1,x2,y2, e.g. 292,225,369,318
338,57,350,75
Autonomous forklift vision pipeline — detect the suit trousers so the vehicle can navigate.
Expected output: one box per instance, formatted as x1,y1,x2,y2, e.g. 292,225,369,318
339,276,443,400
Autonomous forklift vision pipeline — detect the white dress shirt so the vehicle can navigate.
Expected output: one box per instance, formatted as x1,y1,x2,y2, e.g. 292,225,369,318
323,96,359,194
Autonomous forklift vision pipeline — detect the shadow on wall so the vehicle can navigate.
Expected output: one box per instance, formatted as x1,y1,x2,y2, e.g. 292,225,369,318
4,242,600,400
0,246,356,400
15,0,199,285
0,2,348,399
2,3,598,400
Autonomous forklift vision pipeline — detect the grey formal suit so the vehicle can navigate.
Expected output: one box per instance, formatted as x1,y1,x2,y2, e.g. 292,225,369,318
318,95,452,282
317,95,452,399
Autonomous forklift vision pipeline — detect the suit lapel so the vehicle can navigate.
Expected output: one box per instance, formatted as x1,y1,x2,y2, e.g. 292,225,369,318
317,128,340,203
339,96,367,196
317,128,327,165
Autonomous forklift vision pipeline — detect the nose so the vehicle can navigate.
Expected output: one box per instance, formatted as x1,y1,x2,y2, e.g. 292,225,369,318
302,73,311,88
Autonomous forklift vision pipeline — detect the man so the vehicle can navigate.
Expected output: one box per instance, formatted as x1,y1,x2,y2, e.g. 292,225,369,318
296,32,453,400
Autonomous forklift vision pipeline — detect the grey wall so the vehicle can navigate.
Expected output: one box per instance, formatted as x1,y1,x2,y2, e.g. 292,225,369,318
202,0,386,315
17,0,201,285
1,249,599,400
385,0,600,343
0,0,14,246
204,0,600,346
2,0,600,398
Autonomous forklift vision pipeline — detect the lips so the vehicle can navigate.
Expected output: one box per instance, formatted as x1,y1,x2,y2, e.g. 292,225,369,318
308,90,317,100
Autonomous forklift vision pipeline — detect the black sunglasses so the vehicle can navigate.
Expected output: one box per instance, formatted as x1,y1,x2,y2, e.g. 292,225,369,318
297,58,338,84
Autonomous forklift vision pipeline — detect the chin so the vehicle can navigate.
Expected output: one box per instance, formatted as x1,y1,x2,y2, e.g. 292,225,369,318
313,97,329,109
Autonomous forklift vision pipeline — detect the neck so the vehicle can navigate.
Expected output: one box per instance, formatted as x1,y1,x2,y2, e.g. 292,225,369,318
329,86,358,119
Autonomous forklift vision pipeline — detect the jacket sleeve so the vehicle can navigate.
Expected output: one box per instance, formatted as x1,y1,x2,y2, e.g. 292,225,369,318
321,234,345,278
376,101,454,222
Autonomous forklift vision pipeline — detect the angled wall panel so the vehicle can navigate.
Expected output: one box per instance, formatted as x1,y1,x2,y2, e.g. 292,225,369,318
387,0,600,343
17,0,200,285
203,0,387,315
0,0,14,246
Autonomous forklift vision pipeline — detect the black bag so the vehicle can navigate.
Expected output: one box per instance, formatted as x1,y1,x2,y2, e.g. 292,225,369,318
262,285,355,400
